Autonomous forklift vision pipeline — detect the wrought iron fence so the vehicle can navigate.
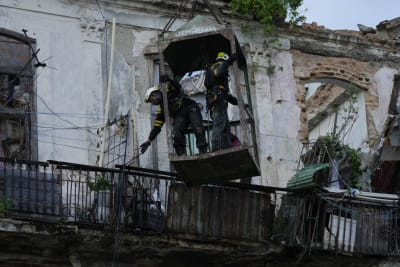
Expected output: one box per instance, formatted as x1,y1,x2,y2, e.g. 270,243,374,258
0,158,61,219
0,157,274,242
4,156,399,255
282,192,400,256
0,158,175,231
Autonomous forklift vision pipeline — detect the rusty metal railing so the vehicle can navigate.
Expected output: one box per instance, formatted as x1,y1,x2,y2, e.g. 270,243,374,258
0,157,61,219
281,192,400,256
0,157,275,241
0,158,176,231
4,156,398,255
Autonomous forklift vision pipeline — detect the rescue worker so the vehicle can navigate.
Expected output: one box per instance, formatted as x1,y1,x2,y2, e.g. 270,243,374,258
140,75,207,156
204,51,238,151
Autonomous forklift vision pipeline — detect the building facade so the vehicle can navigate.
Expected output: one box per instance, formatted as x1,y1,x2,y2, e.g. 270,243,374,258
1,0,400,265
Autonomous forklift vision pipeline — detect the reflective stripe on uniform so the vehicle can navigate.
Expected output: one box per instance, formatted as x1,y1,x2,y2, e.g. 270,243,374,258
154,120,163,127
211,62,221,76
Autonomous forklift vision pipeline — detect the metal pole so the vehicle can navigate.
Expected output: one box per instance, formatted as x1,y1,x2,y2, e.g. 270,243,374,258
157,35,174,157
99,18,116,167
228,27,248,145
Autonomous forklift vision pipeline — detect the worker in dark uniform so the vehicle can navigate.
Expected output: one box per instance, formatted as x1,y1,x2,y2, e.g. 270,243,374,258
140,75,207,156
204,51,238,151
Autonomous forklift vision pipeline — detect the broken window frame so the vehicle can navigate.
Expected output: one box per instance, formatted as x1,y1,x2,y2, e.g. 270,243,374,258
0,28,37,160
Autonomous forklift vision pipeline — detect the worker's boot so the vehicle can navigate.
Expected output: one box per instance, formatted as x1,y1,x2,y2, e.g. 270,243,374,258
198,146,207,154
175,146,186,156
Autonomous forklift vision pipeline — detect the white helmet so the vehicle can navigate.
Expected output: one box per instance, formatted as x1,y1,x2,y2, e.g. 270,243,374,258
216,51,229,61
144,86,160,103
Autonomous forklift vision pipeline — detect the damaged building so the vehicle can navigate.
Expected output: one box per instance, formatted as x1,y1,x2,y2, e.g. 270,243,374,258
0,0,400,266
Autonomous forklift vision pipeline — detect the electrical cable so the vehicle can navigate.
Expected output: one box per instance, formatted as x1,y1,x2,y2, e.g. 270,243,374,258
111,112,131,267
39,133,87,142
25,111,104,118
34,91,99,137
38,140,100,153
34,123,106,130
38,139,131,161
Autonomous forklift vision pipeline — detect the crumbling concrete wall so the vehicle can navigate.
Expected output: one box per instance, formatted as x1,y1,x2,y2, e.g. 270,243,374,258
1,0,400,189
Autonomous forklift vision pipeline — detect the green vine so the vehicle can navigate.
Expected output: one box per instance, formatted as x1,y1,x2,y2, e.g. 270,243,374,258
87,174,112,192
317,134,362,188
231,0,306,34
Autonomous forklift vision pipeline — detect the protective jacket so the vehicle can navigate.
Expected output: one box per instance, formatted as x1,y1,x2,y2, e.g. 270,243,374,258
204,56,238,151
148,80,200,142
204,59,237,109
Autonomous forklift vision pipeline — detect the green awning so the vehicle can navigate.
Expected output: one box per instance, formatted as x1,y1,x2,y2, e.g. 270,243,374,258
286,163,330,190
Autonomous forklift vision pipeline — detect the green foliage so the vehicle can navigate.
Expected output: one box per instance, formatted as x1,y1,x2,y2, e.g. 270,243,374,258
334,85,360,141
266,58,284,75
231,0,306,34
317,134,362,188
0,198,13,217
88,174,111,191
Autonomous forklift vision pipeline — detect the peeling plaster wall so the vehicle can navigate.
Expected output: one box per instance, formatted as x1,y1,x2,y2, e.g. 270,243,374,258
0,0,304,185
1,0,400,188
371,68,398,134
246,40,301,187
0,0,181,168
0,0,105,164
291,50,398,147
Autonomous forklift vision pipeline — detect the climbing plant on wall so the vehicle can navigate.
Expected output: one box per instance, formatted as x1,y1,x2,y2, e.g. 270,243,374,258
231,0,306,34
317,134,362,188
231,0,306,76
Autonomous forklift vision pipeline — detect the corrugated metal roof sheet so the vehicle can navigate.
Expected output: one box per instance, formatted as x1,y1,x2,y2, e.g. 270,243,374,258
286,163,330,190
167,183,273,241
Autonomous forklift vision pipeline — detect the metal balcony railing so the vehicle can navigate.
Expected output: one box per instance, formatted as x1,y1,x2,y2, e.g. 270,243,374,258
0,157,175,231
0,157,273,242
281,193,400,256
185,120,254,156
0,158,61,219
4,156,399,255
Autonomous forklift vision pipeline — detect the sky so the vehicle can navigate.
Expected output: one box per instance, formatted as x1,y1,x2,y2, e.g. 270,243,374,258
300,0,400,30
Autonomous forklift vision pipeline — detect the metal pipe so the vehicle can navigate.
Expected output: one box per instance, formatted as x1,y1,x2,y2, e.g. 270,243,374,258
157,35,174,157
99,17,117,167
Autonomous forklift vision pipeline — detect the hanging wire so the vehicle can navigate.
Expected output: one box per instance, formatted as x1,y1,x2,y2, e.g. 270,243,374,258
26,111,104,118
34,91,100,137
39,133,87,142
34,121,105,129
38,140,100,153
111,113,131,267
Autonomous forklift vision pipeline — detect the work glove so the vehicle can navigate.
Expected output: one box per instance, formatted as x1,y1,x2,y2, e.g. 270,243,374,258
140,141,151,154
159,74,171,83
227,94,238,105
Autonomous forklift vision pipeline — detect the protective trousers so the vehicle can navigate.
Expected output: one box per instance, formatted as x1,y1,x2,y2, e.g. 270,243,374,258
210,98,232,151
172,103,207,155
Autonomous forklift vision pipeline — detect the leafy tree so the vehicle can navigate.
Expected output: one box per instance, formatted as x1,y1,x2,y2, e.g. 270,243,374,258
317,134,362,188
231,0,306,33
